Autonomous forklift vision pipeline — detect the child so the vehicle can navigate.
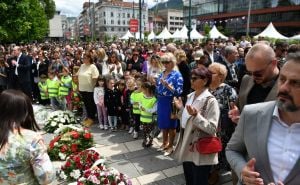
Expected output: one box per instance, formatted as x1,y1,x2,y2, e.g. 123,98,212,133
94,76,108,130
71,75,84,116
130,77,144,139
47,70,61,110
104,78,121,131
37,74,50,106
140,81,157,147
58,67,72,110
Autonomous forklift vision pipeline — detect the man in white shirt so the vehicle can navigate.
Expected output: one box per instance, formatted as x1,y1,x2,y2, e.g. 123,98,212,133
226,52,300,185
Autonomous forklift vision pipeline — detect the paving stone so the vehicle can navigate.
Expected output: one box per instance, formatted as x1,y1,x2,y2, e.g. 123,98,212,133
94,143,129,157
137,171,166,184
162,165,183,178
146,174,186,185
109,159,142,178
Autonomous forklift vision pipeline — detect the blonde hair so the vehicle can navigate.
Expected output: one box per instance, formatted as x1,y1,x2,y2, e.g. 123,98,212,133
174,49,187,63
161,52,178,71
96,48,107,61
208,63,228,83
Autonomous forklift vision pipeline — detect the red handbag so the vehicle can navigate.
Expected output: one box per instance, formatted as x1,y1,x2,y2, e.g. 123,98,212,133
195,136,222,154
191,96,222,154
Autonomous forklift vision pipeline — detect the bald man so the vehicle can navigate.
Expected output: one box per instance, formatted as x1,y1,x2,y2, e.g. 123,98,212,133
228,43,280,185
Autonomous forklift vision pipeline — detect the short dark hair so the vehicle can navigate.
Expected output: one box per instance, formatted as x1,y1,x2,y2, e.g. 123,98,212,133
191,67,212,87
205,38,214,45
286,52,300,64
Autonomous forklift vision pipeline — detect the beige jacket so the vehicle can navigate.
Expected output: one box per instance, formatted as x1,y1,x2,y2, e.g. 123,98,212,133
173,89,220,166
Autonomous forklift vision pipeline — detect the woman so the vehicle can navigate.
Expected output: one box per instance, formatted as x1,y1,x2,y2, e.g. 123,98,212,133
102,51,123,80
174,49,191,103
173,67,220,185
0,89,54,184
78,50,100,127
156,52,183,156
208,63,237,171
147,54,164,85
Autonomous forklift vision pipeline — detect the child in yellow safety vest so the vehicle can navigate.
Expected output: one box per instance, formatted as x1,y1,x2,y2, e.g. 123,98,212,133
139,81,157,147
58,67,72,110
130,78,144,139
37,74,50,106
47,70,61,110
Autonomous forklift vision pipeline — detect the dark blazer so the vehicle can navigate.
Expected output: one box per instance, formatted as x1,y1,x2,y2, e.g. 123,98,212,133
17,54,31,83
204,50,220,65
238,75,278,111
216,56,240,90
226,101,300,185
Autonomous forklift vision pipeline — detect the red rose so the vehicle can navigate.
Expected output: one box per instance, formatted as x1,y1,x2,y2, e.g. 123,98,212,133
71,131,80,139
76,163,83,169
74,156,81,163
103,178,109,184
71,144,78,152
84,170,91,178
77,182,84,185
84,133,92,139
60,145,68,153
111,181,117,185
65,161,71,168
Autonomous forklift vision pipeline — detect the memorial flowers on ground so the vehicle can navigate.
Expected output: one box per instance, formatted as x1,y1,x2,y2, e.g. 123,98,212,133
48,125,94,160
44,110,77,133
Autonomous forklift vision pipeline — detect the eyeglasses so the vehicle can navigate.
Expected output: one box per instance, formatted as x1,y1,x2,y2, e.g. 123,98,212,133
248,61,273,77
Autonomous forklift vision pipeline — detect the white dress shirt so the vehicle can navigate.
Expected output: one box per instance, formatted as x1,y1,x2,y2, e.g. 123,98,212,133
267,106,300,182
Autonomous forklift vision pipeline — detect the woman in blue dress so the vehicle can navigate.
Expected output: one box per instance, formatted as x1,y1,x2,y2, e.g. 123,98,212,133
156,52,183,156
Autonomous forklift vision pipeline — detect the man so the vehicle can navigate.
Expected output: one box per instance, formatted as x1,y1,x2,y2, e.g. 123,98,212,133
226,52,300,185
217,45,240,90
10,46,32,98
229,43,280,123
274,41,288,68
203,38,219,64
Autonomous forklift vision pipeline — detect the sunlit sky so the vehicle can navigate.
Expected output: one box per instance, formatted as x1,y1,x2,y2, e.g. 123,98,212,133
54,0,168,17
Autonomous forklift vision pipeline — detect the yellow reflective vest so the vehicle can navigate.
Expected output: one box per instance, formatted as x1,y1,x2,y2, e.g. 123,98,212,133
38,82,49,100
47,79,60,98
130,91,143,114
59,75,72,96
140,95,157,124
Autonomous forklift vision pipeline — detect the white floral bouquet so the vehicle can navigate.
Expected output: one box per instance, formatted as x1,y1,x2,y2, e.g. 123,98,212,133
44,110,77,133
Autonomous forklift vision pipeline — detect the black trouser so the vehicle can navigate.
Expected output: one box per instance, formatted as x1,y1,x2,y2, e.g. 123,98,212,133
80,91,96,119
142,123,154,141
133,113,140,132
183,162,211,185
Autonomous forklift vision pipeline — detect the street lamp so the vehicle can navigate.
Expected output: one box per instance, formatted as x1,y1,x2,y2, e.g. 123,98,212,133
139,0,142,41
246,0,252,37
188,0,191,42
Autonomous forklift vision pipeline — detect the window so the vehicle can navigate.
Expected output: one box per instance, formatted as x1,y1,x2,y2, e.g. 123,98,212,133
143,15,145,19
127,13,130,18
103,12,106,16
111,27,114,31
104,20,106,25
111,20,114,24
119,28,121,31
123,13,125,18
118,13,120,17
170,16,174,20
123,28,126,31
123,20,125,25
118,20,120,25
111,12,114,17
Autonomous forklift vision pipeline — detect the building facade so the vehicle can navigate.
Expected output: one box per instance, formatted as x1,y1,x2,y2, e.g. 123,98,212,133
77,0,148,40
183,0,300,37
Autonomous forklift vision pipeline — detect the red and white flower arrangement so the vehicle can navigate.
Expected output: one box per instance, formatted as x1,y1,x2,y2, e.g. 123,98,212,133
48,125,94,160
58,149,132,185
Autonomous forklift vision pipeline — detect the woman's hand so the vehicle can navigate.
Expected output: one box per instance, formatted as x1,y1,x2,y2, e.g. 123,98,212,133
186,105,198,116
173,97,183,110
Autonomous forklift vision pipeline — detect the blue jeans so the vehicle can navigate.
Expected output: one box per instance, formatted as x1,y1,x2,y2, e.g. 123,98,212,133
108,116,117,128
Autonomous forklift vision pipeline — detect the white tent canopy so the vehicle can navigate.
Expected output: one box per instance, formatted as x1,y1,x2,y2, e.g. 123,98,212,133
147,30,156,40
190,27,204,40
179,25,188,39
120,30,134,40
171,29,186,39
254,22,288,40
209,25,228,40
289,34,300,40
135,32,144,40
156,27,172,39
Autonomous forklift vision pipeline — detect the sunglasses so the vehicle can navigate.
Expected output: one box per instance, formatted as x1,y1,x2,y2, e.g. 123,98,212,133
248,61,273,77
162,61,171,64
191,76,203,81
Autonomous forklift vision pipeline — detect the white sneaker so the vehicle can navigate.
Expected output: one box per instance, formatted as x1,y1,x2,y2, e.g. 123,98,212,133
98,124,104,130
133,131,138,139
128,127,134,134
104,125,108,130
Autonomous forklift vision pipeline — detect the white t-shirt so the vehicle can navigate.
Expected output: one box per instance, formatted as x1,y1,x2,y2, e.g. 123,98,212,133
78,63,99,92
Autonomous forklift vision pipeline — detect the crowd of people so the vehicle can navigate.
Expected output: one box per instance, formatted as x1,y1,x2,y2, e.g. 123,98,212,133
0,37,299,185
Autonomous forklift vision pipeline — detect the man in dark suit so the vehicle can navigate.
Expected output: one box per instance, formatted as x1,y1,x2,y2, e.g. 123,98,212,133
11,46,32,99
226,52,300,185
217,45,240,90
203,38,220,65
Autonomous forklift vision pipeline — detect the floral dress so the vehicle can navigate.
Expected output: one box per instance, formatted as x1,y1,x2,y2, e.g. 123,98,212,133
0,129,55,185
211,83,237,171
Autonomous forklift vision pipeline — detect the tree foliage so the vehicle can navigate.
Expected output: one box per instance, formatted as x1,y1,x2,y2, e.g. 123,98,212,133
0,0,55,43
